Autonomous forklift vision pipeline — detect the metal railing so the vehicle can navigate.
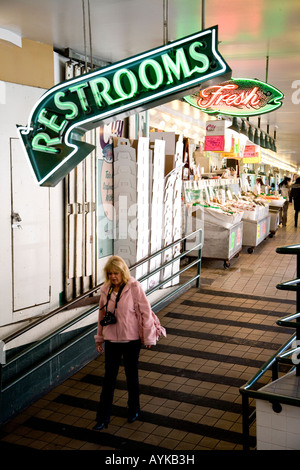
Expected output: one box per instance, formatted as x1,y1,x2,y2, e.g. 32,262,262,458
239,243,300,450
2,227,202,346
0,228,202,423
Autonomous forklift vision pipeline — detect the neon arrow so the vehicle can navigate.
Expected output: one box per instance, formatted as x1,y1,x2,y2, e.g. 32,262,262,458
18,26,231,187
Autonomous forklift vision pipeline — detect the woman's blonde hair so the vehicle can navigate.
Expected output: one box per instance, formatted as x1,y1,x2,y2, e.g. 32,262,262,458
104,256,131,284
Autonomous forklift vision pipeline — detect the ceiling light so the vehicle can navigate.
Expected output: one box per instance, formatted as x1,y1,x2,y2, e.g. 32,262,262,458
228,117,240,133
240,120,248,137
254,129,260,145
248,126,254,142
265,135,271,150
260,131,266,148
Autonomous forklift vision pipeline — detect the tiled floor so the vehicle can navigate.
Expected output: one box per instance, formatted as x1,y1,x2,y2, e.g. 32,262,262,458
0,208,299,451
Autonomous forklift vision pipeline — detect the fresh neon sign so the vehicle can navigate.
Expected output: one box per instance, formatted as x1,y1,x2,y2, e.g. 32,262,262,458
17,26,231,187
183,78,284,117
199,83,260,108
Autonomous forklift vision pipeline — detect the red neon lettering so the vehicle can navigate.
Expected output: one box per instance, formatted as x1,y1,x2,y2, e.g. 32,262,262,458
198,84,261,109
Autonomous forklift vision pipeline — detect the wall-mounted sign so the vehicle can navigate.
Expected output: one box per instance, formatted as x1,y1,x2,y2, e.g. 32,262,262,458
183,78,284,117
17,25,231,186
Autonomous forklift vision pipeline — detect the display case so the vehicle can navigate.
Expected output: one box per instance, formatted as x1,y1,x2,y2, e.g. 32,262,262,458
184,177,241,205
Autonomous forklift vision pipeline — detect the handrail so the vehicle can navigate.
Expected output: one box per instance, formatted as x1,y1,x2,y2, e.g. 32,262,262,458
276,311,300,328
240,334,296,394
3,236,202,366
2,228,202,345
239,334,296,450
0,228,202,396
275,244,300,254
276,279,300,291
1,316,99,393
240,243,300,450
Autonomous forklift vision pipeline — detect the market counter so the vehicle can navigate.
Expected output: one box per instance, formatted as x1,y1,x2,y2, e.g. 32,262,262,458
269,208,281,234
242,215,271,253
202,220,243,268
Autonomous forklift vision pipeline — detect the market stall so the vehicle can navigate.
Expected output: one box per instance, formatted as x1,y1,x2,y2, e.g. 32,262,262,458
242,215,271,253
184,178,285,263
258,194,286,234
184,178,244,268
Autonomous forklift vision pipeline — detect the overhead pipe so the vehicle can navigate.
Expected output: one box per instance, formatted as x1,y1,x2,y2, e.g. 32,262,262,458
163,0,169,45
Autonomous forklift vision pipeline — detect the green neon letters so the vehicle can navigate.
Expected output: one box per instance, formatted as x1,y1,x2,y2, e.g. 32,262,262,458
31,133,62,153
54,91,79,119
18,26,231,186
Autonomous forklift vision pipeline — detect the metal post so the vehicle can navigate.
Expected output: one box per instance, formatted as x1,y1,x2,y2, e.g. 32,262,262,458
241,393,250,451
196,231,202,288
272,357,279,381
196,253,201,288
297,252,300,376
202,0,206,30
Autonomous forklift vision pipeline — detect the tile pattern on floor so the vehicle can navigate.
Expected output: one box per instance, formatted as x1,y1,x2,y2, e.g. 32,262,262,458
0,211,299,451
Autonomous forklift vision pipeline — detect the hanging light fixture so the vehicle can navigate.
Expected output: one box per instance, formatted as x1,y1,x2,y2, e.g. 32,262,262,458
254,128,260,145
265,124,271,150
270,138,276,152
240,120,248,136
273,130,277,152
248,126,254,142
265,135,271,150
260,131,266,148
228,117,240,133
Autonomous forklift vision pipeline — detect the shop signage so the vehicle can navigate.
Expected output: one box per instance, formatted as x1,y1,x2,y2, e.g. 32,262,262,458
17,26,231,186
205,120,229,135
204,135,225,152
242,144,261,163
183,78,284,117
243,145,257,159
204,133,235,153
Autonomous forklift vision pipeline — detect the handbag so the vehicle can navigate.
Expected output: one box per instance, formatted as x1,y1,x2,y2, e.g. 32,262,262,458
132,284,166,343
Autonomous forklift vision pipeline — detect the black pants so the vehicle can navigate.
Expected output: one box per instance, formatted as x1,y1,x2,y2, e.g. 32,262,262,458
96,340,141,422
295,210,299,227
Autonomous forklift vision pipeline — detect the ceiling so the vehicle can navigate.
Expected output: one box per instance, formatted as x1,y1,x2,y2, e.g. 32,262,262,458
1,0,300,171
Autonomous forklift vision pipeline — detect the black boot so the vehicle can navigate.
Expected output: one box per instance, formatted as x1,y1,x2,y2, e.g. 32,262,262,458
128,410,140,423
93,420,109,431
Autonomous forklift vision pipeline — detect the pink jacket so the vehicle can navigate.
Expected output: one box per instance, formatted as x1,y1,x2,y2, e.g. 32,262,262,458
94,277,160,346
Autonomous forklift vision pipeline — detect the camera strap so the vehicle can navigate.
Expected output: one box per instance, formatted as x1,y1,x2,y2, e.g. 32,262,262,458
106,283,125,315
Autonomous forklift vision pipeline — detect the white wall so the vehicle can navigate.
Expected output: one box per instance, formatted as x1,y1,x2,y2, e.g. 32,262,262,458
0,81,64,328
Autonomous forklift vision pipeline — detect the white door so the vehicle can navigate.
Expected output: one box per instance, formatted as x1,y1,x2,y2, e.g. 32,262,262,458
11,138,50,311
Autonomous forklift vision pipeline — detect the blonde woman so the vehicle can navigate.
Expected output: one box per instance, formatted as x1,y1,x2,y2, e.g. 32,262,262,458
94,256,166,430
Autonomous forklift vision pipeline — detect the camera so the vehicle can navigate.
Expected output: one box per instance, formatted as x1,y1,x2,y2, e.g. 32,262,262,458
100,311,117,326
